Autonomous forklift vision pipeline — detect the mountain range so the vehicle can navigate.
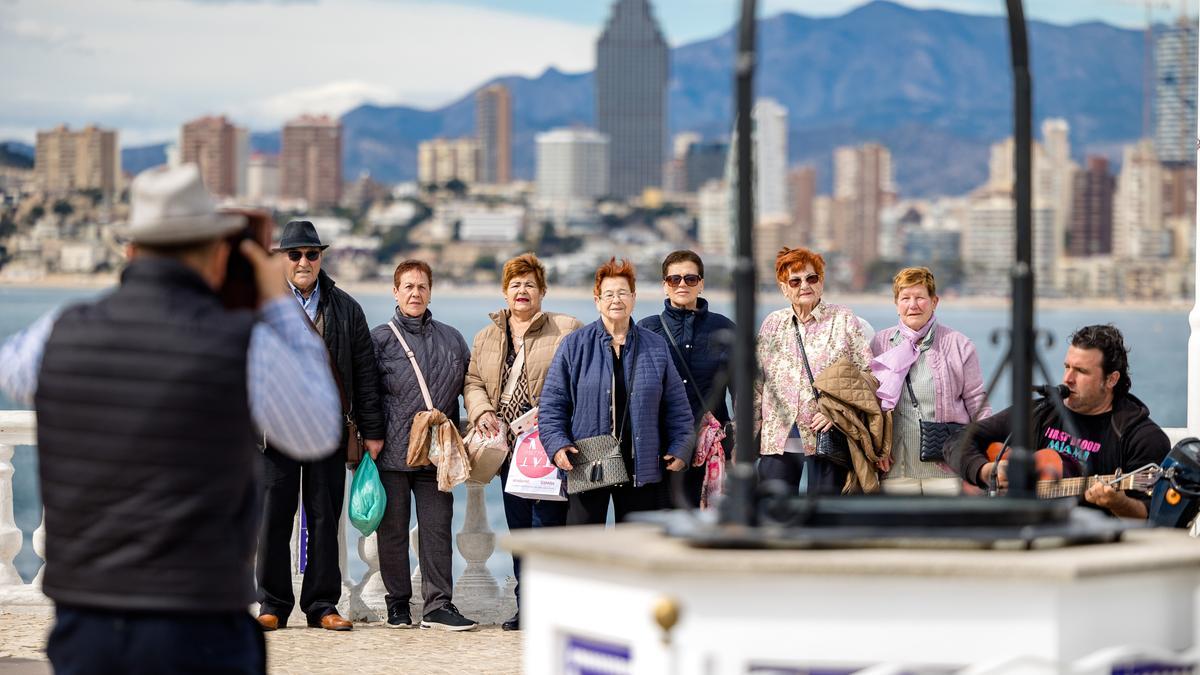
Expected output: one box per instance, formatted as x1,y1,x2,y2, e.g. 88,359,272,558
17,1,1148,197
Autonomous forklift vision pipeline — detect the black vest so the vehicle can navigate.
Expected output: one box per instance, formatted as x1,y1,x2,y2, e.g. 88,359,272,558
35,258,258,612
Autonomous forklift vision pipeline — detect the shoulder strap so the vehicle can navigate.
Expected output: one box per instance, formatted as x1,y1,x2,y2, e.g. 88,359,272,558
791,316,820,400
903,374,923,421
499,340,527,406
660,312,706,405
388,321,435,411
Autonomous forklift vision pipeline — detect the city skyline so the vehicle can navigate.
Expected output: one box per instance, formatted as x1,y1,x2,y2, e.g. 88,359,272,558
2,0,1195,146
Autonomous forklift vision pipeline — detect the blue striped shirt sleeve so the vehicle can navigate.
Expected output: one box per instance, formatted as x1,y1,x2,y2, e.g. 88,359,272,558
248,296,343,460
0,309,60,407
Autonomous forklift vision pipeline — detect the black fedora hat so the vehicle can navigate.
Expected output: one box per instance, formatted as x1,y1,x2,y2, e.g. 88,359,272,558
273,220,329,251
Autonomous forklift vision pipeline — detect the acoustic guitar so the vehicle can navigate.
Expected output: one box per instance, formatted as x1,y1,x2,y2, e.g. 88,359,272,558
985,442,1162,498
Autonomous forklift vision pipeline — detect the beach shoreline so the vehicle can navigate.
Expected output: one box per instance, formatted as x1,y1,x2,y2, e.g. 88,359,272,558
0,274,1192,312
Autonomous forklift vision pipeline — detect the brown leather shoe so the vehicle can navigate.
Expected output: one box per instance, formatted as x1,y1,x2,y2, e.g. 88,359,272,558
257,614,280,631
316,613,353,631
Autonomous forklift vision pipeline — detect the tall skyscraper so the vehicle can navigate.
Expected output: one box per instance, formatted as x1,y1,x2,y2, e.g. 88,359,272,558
35,124,120,198
964,195,1055,295
789,165,817,244
1066,156,1115,257
753,99,789,222
696,179,730,254
280,114,342,209
1154,21,1198,165
596,0,668,199
476,84,512,185
833,142,895,288
535,128,609,224
1113,140,1165,260
180,115,246,199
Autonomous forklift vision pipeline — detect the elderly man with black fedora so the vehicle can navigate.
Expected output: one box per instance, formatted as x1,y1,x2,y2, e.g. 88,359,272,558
255,220,386,632
0,164,343,673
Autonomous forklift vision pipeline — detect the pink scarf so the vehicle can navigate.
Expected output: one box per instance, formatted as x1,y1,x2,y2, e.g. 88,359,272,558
870,317,936,412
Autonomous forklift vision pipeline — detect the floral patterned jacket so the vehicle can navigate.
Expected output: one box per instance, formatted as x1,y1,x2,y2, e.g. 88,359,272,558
754,301,873,456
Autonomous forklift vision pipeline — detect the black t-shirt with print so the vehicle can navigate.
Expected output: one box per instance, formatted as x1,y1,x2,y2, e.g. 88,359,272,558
1038,408,1162,505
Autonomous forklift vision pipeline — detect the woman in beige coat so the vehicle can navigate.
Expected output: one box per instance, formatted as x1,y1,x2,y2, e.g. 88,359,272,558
463,253,581,631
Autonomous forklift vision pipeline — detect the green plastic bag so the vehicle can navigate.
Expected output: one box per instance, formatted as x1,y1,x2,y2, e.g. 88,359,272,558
349,455,386,537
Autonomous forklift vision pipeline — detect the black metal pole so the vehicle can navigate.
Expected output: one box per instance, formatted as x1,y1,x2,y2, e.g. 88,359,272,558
720,0,758,526
1005,0,1036,498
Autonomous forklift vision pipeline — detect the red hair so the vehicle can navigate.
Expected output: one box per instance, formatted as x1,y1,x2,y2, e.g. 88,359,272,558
774,247,825,283
393,259,433,288
593,257,637,296
501,252,547,293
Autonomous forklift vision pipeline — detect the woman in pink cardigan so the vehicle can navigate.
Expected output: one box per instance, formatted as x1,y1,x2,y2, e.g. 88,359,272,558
869,267,991,495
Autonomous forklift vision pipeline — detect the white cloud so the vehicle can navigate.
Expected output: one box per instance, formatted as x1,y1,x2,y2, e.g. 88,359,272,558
0,0,596,142
81,93,138,113
246,81,401,125
2,16,91,51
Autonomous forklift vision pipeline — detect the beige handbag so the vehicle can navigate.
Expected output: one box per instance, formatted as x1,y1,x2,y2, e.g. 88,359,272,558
388,321,470,490
464,341,527,484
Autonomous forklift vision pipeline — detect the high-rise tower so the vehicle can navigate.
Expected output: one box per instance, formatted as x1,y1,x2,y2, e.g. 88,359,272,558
596,0,668,199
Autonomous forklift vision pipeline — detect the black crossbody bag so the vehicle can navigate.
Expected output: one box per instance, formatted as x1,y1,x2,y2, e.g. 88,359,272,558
793,318,851,469
904,374,965,463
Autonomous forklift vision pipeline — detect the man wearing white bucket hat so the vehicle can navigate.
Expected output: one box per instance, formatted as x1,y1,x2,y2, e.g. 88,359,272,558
0,163,343,674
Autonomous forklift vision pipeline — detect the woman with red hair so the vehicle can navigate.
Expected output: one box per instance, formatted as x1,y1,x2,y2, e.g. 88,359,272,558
754,247,873,494
539,258,694,524
463,252,581,631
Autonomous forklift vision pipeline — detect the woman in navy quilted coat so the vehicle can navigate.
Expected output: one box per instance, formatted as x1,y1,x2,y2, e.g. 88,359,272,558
539,258,694,525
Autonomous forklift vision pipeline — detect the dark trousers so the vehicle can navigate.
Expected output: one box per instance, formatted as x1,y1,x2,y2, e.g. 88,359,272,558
566,480,668,525
757,453,848,495
48,605,264,675
499,458,568,604
377,469,454,616
256,447,346,624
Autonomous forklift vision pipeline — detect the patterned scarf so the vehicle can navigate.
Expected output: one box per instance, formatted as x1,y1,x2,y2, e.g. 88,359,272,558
869,317,936,412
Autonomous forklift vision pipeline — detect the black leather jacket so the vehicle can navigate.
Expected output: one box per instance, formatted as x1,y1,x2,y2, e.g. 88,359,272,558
315,270,386,441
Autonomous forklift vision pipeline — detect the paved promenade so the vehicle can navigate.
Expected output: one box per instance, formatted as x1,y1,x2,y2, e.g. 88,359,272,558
0,607,523,674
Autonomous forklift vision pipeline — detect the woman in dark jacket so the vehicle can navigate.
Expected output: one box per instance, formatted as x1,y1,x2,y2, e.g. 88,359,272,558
539,257,694,525
638,250,735,507
370,260,475,632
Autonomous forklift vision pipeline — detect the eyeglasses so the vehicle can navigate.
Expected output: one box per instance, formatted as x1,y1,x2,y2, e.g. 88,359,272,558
664,274,702,287
287,250,321,262
787,273,821,288
598,291,632,302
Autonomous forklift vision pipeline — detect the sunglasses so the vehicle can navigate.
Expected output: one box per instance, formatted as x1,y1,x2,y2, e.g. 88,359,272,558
664,274,702,287
787,273,821,288
287,250,321,262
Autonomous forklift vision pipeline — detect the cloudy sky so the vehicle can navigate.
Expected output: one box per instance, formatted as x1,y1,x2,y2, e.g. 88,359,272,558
1,0,1194,146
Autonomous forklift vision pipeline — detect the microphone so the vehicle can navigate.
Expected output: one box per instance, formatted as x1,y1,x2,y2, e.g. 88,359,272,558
1032,383,1069,399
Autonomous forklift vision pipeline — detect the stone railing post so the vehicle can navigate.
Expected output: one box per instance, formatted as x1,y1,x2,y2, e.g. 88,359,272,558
0,411,49,605
453,481,510,625
348,532,385,622
31,513,46,588
0,443,22,586
410,524,423,609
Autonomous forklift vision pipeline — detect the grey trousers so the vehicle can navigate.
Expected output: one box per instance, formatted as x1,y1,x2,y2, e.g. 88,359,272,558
377,469,454,616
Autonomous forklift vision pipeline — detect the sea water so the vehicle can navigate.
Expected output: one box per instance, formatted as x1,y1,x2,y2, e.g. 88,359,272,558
1,285,1190,581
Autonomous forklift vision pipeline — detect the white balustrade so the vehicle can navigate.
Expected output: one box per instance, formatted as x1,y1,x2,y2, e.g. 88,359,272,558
0,410,48,605
0,409,514,620
0,443,23,586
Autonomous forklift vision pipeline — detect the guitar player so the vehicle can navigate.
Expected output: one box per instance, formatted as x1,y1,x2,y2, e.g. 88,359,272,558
944,324,1170,519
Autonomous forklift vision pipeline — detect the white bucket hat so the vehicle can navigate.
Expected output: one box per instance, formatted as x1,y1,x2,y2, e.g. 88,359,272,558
126,163,245,245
